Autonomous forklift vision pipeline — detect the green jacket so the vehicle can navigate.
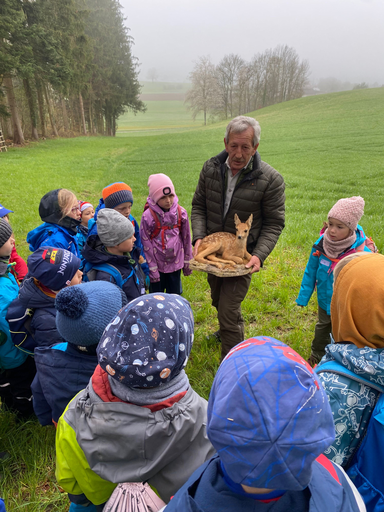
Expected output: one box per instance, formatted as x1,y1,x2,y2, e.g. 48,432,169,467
56,376,215,505
191,151,285,264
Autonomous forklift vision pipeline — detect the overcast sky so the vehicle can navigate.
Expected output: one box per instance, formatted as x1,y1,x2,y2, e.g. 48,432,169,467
119,0,384,85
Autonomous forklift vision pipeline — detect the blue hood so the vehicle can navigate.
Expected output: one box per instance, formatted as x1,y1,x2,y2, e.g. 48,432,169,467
27,223,78,252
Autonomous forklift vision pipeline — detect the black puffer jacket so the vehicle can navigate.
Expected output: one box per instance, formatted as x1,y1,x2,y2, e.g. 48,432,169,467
191,151,285,264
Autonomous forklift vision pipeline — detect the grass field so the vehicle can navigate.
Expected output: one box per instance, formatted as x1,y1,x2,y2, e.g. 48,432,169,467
117,80,204,133
1,87,384,510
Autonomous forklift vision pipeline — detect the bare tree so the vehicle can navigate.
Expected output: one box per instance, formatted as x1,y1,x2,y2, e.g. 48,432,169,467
147,68,159,82
185,56,219,125
216,54,245,118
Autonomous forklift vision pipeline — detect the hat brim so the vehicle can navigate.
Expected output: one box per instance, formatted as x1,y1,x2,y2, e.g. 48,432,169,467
0,206,14,217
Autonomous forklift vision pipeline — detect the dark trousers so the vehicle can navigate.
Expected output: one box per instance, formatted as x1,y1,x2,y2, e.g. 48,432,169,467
150,270,182,295
311,306,332,363
0,356,36,418
207,273,252,360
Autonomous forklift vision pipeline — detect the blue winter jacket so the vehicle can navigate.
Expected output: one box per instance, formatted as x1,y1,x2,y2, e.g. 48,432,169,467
316,342,384,469
88,200,149,277
348,393,384,512
32,342,97,426
296,226,371,314
82,235,145,303
27,223,80,258
6,278,63,350
76,225,89,265
0,270,27,370
163,454,365,512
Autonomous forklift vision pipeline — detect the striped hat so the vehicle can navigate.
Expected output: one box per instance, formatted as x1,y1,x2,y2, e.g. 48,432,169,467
102,182,133,209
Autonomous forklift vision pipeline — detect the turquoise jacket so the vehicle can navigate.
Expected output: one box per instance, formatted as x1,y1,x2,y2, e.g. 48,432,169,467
316,342,384,469
296,225,371,314
0,269,28,369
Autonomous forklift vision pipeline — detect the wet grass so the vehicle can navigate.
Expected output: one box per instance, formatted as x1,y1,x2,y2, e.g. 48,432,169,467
1,87,384,509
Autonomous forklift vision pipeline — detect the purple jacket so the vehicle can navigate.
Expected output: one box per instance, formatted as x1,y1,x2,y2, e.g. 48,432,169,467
140,196,193,282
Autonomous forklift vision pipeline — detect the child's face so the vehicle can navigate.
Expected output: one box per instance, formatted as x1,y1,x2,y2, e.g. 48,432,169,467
0,236,14,258
328,217,352,241
118,234,136,254
114,202,132,218
157,194,174,211
81,206,95,226
68,200,81,220
69,269,83,286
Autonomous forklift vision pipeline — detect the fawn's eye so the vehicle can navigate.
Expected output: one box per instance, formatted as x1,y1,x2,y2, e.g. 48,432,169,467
244,230,248,232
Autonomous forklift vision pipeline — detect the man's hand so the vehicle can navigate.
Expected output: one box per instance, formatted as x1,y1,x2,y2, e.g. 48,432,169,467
246,255,261,274
193,239,202,258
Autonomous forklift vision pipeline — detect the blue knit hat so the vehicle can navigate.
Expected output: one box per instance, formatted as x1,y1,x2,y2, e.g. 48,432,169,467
55,281,127,347
207,337,335,491
97,293,194,388
27,247,81,290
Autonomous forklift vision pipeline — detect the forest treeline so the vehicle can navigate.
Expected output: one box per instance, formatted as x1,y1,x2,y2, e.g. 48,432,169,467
0,0,145,143
186,47,310,125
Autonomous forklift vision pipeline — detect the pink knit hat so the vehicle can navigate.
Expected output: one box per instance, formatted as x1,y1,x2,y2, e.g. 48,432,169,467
328,196,365,231
147,174,175,204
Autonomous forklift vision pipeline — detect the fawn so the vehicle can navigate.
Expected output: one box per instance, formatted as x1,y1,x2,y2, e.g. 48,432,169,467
194,214,253,269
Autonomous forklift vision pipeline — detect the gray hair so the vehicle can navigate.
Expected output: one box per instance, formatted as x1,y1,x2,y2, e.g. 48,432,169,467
225,116,261,146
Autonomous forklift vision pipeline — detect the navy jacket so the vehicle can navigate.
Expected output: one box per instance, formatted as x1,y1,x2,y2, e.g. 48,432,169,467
32,342,97,426
7,278,62,350
82,235,145,303
164,455,365,512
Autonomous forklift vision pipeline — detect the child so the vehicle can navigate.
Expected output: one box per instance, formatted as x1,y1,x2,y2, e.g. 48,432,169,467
0,219,35,417
140,173,192,294
296,196,370,365
83,209,145,302
27,189,81,258
32,281,127,426
315,253,384,484
164,337,365,512
6,247,82,352
56,293,215,509
0,203,28,282
89,182,149,285
76,201,94,257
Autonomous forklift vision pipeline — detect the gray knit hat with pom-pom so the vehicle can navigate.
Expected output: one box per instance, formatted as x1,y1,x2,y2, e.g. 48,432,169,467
55,281,127,347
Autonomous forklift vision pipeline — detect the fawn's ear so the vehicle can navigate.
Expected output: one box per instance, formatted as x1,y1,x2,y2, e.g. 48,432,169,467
234,213,240,227
247,214,253,228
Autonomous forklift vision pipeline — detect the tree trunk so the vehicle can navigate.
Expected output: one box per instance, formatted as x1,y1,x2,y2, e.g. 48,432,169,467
35,78,46,137
43,82,59,137
79,92,87,135
3,76,24,144
23,78,39,140
88,97,93,134
61,97,69,132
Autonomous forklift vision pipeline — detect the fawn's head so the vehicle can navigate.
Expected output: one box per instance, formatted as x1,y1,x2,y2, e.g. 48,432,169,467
234,214,253,241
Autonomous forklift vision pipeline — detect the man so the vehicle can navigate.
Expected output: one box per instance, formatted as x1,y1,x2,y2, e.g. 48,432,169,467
191,115,285,358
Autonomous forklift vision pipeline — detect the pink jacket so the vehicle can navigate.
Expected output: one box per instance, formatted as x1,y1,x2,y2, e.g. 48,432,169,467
140,196,193,282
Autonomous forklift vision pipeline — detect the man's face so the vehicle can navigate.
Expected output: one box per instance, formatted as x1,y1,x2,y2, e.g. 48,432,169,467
224,127,259,174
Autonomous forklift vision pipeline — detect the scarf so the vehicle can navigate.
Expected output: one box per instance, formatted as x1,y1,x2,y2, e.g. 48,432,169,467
33,278,57,298
322,229,356,259
109,369,189,406
331,252,384,348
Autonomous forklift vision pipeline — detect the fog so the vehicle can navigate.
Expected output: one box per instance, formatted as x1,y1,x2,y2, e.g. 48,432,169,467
119,0,384,86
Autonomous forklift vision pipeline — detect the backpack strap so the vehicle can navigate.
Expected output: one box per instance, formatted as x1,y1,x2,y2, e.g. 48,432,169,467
85,262,138,289
316,360,384,394
149,205,183,251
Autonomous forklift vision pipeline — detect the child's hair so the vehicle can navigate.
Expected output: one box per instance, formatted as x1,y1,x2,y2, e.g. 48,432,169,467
58,189,77,219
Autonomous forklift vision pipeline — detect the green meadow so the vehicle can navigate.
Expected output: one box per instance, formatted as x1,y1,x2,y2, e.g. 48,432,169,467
1,87,384,510
117,81,204,134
